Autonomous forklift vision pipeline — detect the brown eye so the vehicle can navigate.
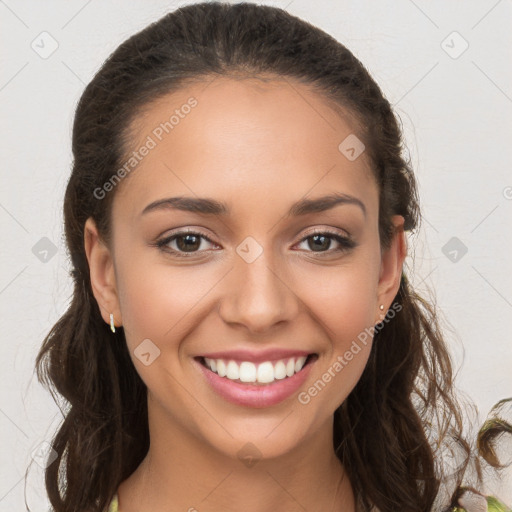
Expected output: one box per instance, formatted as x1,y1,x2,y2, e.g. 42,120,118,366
156,230,218,257
307,234,332,252
174,233,202,252
295,230,356,254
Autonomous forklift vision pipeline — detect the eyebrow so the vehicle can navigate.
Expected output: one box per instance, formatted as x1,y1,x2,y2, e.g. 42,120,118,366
140,192,366,219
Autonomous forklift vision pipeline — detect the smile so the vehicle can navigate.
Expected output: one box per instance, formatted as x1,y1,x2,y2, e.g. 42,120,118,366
194,353,318,408
199,354,316,384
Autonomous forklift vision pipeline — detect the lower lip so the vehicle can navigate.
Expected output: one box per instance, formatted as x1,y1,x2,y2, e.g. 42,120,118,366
195,357,316,408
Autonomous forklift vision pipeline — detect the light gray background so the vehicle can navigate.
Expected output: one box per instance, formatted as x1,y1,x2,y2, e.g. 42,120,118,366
1,0,511,510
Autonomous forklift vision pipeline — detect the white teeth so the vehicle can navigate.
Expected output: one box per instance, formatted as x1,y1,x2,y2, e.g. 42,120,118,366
286,358,295,377
239,362,256,383
257,362,274,383
274,360,287,380
216,359,226,377
203,356,311,384
295,356,307,373
226,360,239,380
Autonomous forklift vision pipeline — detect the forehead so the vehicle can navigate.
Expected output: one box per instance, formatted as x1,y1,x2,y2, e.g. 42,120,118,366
112,75,377,222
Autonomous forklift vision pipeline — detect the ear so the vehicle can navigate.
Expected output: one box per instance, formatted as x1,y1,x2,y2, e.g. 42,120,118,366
376,215,407,322
83,217,122,329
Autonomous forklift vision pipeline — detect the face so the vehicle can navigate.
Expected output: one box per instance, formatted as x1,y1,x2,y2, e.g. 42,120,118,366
85,75,405,462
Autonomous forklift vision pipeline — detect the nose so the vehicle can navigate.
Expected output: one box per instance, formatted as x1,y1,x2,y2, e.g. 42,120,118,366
217,244,300,334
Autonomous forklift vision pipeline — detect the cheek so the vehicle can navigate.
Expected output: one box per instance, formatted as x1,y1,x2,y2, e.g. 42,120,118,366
294,263,377,407
114,260,220,394
298,259,378,339
115,254,220,351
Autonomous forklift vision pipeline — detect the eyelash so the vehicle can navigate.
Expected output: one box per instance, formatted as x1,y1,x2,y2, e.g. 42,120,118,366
154,228,356,258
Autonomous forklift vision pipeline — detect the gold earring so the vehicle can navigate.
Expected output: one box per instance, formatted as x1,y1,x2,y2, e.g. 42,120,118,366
110,313,116,333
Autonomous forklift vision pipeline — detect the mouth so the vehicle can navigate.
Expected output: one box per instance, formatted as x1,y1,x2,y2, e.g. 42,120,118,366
194,353,318,386
193,352,318,407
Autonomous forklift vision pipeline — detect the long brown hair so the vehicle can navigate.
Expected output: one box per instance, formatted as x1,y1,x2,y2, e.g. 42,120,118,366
31,3,508,511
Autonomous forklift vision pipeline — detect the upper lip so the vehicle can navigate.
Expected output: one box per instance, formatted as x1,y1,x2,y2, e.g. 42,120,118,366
196,348,315,364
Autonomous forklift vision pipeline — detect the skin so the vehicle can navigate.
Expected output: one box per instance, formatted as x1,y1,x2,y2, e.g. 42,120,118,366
84,75,406,512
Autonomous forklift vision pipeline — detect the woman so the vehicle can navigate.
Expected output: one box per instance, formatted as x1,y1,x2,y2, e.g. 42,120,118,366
34,2,510,511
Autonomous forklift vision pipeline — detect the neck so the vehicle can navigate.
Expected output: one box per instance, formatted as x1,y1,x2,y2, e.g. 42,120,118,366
118,399,356,512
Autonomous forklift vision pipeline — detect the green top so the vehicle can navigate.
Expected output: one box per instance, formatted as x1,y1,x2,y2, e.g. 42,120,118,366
108,493,118,512
107,494,512,512
106,492,511,511
451,495,512,512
